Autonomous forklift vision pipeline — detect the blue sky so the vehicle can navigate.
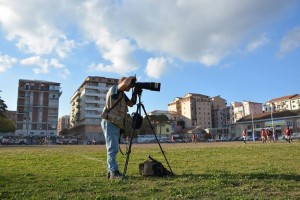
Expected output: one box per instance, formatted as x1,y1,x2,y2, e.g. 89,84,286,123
0,0,300,117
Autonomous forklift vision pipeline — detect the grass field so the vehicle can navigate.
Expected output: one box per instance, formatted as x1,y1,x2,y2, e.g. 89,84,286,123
0,141,299,199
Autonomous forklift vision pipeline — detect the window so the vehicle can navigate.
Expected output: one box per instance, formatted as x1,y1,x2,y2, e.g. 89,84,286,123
287,121,293,127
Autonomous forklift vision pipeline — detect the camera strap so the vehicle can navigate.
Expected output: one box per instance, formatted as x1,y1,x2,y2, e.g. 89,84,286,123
104,94,123,119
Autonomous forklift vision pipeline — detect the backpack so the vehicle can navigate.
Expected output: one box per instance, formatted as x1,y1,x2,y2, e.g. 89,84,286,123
139,155,173,177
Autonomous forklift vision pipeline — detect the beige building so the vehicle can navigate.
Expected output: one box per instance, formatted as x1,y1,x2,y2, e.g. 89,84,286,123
210,96,230,135
168,93,211,129
211,96,227,128
57,115,70,133
69,76,118,143
16,79,61,136
230,101,263,123
264,94,300,112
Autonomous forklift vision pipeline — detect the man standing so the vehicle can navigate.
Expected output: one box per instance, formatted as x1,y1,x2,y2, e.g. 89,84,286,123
285,126,292,143
242,128,247,144
100,76,138,179
260,129,266,143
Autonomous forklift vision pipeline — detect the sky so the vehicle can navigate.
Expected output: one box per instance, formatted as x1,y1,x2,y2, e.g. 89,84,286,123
0,0,300,117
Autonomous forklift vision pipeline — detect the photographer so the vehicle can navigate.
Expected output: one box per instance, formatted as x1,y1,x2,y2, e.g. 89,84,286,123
100,76,139,179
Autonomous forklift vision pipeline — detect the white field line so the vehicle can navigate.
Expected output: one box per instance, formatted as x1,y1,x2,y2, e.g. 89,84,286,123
78,154,106,163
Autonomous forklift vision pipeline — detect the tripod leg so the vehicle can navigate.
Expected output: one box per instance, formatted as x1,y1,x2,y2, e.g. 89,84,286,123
141,104,174,175
122,128,135,180
122,103,140,180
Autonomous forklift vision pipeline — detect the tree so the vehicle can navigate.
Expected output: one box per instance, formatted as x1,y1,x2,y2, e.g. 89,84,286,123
148,114,169,135
0,117,16,133
0,93,8,117
59,128,70,136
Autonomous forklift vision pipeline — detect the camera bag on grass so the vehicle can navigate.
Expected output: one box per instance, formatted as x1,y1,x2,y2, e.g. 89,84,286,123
139,155,172,177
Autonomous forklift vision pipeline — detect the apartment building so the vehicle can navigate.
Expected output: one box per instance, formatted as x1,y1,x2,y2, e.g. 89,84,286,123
263,94,300,112
210,96,230,134
69,76,118,143
15,79,61,136
230,101,263,123
57,115,70,133
168,93,211,129
168,97,182,115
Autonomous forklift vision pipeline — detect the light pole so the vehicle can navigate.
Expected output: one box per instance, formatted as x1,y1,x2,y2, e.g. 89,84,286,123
270,102,275,140
251,107,255,142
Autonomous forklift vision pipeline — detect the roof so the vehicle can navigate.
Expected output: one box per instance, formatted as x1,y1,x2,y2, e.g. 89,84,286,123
19,79,60,85
269,94,299,102
237,110,300,122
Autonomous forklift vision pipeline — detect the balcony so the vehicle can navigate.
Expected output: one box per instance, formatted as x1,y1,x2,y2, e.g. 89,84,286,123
85,107,101,111
85,85,99,90
85,99,99,104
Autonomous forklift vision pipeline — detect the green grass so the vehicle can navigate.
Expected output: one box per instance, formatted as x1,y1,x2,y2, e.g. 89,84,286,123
0,141,299,199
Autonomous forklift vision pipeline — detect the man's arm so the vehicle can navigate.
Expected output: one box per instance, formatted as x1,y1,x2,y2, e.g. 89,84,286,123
118,76,135,92
126,87,140,107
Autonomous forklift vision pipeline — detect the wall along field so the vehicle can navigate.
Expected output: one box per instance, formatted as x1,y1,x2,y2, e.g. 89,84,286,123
0,141,299,199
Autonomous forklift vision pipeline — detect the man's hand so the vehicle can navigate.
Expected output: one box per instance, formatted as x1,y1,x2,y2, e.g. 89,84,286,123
118,76,135,92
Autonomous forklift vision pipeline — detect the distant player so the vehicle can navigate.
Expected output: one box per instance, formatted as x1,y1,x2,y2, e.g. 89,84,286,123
260,129,266,143
242,129,247,144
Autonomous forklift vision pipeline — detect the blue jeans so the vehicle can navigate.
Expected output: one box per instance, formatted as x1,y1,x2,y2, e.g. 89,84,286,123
101,119,120,173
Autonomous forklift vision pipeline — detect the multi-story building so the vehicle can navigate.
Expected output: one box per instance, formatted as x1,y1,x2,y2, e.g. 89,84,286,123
230,101,263,123
168,97,182,115
69,76,118,143
5,110,17,122
210,96,230,135
263,94,300,112
57,115,70,133
15,79,61,136
168,93,211,129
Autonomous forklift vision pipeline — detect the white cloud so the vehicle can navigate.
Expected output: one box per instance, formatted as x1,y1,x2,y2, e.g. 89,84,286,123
0,1,76,58
278,26,300,57
20,56,66,74
58,68,71,79
145,57,169,79
0,53,17,73
80,1,138,74
50,59,64,68
113,0,289,67
246,33,270,52
0,0,294,77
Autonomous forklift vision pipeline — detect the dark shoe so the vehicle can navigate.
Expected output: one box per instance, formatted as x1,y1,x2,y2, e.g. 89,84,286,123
110,170,123,179
107,172,110,179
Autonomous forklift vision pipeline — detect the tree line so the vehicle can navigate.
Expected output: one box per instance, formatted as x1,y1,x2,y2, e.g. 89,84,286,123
0,92,16,133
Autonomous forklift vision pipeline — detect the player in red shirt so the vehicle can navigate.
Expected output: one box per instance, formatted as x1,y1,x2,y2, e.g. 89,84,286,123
285,126,292,143
260,129,266,143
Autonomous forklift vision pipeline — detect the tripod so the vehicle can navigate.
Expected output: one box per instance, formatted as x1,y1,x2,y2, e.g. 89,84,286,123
122,90,174,179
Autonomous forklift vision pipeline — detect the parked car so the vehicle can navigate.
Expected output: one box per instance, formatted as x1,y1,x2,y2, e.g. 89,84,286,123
291,133,300,141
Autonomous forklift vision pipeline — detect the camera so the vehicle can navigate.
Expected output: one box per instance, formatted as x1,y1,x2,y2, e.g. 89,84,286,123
130,77,161,92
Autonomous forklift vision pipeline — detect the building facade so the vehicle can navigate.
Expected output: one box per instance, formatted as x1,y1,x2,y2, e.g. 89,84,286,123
16,79,61,136
57,115,70,133
263,94,300,112
209,96,231,137
69,76,118,143
230,101,263,123
5,110,17,122
233,110,300,138
168,93,211,129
